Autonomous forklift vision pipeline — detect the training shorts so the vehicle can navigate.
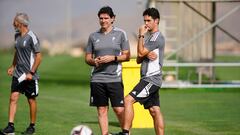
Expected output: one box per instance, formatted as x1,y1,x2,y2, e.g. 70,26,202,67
129,79,160,109
11,77,39,98
90,82,124,107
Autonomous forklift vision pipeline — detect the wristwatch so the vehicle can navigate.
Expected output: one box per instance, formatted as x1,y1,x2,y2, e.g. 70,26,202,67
114,56,118,62
30,71,35,75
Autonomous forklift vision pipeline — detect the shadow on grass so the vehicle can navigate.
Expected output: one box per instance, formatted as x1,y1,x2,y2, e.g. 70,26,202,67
81,121,120,127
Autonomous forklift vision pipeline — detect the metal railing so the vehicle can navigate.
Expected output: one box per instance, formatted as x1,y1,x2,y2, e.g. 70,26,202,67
162,62,240,88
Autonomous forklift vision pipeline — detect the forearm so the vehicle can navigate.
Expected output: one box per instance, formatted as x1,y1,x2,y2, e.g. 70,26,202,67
11,51,17,67
116,51,130,62
85,58,96,66
137,36,146,58
85,53,96,66
137,25,149,58
137,37,149,64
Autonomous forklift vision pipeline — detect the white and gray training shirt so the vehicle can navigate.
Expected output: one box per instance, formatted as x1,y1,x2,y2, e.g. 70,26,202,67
13,30,41,80
86,27,130,82
141,31,165,87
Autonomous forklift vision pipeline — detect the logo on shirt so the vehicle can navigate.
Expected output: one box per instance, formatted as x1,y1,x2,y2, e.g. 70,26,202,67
112,37,115,41
23,40,26,47
95,39,100,43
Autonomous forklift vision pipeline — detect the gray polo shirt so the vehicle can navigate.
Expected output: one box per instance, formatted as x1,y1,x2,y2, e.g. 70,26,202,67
13,30,41,80
141,31,165,87
86,27,130,82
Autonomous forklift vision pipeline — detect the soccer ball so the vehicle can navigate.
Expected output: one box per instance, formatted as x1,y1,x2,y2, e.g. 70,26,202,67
70,125,93,135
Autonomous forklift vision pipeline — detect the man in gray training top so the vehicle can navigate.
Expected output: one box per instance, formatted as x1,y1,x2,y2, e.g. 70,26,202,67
115,8,165,135
1,13,42,135
85,6,130,135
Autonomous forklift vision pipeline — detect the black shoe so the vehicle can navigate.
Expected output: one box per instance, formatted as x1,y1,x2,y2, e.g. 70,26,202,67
1,125,15,135
21,126,35,135
110,132,128,135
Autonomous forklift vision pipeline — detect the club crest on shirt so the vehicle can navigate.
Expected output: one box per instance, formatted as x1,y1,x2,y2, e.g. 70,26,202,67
95,39,100,43
23,40,26,47
112,37,115,41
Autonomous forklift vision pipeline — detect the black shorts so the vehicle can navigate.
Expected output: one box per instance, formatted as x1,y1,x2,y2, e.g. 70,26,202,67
11,77,39,98
129,79,160,109
90,82,124,107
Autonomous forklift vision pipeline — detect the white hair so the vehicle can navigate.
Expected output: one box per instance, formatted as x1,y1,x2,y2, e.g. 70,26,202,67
15,13,29,26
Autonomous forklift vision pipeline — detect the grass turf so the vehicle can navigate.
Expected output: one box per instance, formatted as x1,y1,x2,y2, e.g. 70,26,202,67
0,52,240,135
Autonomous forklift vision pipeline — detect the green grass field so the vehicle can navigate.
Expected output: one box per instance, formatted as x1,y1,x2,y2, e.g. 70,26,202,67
0,52,240,135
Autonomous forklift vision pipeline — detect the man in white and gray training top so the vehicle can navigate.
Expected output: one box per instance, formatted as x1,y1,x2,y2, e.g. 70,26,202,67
85,6,130,135
115,7,165,135
1,13,42,135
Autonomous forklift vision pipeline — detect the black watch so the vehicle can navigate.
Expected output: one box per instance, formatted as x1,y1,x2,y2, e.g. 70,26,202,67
30,71,35,75
114,56,118,62
138,35,144,38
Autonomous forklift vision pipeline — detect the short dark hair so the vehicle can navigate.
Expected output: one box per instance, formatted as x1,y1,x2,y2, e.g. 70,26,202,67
143,8,160,20
98,6,115,18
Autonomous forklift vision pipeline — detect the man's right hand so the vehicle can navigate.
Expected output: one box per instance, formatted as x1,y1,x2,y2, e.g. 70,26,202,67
94,57,101,67
7,66,14,76
139,25,148,36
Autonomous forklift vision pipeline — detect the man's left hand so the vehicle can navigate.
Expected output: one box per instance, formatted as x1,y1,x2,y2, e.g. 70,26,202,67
26,73,33,80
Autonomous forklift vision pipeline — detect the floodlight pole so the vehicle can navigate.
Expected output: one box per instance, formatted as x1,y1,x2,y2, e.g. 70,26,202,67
211,2,216,83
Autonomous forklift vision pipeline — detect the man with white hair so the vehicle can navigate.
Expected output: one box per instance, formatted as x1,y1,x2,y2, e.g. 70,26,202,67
1,13,42,135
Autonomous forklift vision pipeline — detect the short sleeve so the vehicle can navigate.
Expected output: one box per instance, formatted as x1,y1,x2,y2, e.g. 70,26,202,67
28,31,40,53
120,31,130,51
145,33,165,51
31,36,41,53
145,40,159,51
86,34,93,53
